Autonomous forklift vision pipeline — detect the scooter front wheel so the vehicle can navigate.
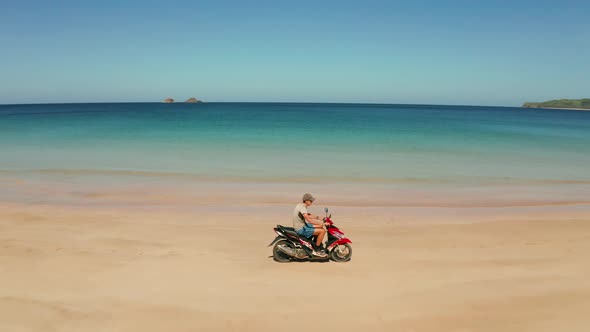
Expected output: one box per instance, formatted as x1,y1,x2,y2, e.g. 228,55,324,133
330,243,352,262
273,240,294,263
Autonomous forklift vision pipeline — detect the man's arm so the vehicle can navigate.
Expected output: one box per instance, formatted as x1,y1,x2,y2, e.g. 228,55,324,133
304,213,324,227
308,213,323,220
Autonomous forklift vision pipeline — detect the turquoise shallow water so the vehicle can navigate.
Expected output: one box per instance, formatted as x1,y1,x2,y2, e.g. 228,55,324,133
1,102,589,184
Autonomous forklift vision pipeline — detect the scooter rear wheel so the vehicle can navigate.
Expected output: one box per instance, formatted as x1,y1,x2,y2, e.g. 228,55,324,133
330,243,352,262
273,240,294,263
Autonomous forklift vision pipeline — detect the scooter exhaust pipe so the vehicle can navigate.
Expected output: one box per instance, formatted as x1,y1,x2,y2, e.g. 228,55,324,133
277,244,297,257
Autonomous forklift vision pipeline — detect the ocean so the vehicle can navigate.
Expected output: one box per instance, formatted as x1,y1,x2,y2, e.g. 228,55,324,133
1,102,589,185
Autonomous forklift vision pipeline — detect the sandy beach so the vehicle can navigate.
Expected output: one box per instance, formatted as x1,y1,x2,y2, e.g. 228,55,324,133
1,180,590,332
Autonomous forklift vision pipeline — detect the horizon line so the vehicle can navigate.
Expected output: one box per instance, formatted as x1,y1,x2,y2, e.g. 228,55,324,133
0,101,521,108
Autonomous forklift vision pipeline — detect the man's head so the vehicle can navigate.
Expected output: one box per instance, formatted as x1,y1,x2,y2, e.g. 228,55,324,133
302,193,315,206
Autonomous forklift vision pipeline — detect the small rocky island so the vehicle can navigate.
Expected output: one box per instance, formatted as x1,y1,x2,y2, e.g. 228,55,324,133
162,97,203,103
523,98,590,110
185,97,202,103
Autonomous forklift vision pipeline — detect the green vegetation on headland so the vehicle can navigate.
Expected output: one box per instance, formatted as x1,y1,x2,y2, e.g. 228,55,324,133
523,99,590,109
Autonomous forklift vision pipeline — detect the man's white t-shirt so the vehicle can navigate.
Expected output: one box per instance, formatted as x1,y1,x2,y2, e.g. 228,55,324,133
292,203,308,231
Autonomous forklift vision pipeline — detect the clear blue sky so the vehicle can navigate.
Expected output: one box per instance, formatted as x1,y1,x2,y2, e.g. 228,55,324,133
1,0,588,106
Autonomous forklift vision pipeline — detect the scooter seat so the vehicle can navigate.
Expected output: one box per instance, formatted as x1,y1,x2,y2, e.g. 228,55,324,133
284,229,300,238
278,225,295,232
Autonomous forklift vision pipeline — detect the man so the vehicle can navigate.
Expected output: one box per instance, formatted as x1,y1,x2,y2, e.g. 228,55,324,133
293,193,327,257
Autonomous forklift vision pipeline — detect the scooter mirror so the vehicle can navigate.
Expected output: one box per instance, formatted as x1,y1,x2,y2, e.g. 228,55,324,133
324,207,329,213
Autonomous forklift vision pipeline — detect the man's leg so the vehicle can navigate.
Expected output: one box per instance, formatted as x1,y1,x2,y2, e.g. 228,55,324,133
312,228,325,248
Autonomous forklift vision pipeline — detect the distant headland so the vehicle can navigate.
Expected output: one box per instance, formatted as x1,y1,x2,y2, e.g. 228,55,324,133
523,98,590,110
162,97,203,103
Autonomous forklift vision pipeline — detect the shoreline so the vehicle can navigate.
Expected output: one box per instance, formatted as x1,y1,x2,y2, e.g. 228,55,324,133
3,168,590,185
2,174,590,228
2,174,590,208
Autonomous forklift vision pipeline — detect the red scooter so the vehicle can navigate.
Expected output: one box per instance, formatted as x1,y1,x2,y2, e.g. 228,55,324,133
268,208,352,262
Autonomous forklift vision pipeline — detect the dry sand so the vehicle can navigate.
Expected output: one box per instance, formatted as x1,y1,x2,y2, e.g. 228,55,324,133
1,189,590,332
